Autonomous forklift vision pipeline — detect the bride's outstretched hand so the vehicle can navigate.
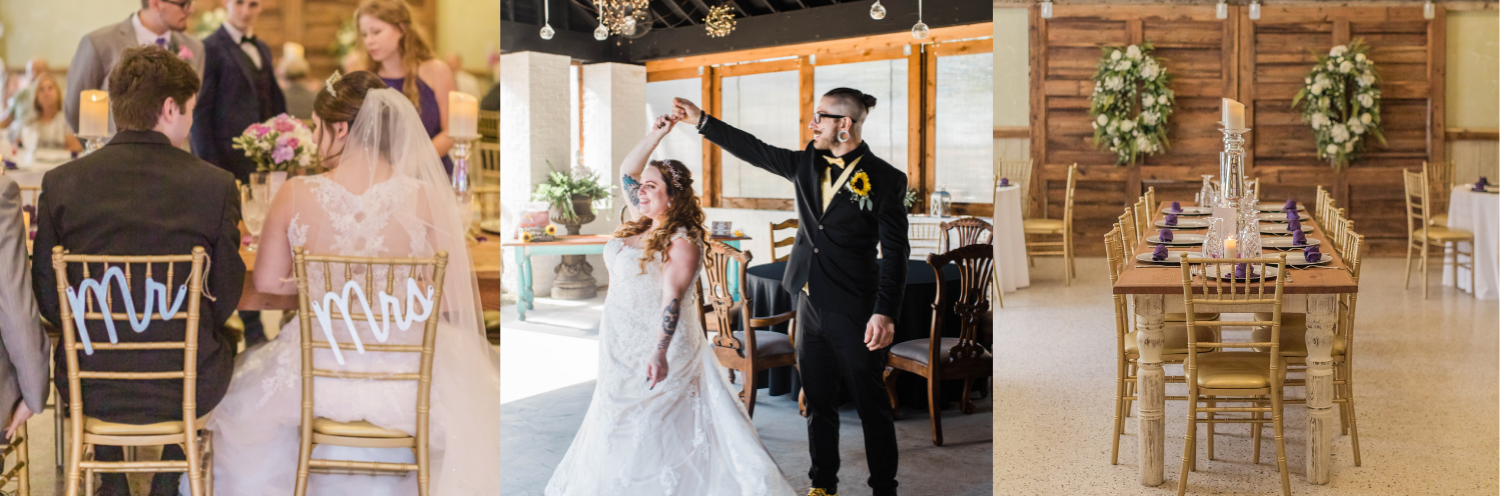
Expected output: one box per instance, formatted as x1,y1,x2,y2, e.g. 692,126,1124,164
652,114,677,135
646,350,670,390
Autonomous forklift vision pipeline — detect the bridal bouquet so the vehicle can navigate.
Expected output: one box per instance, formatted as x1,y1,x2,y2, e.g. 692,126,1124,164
232,114,317,172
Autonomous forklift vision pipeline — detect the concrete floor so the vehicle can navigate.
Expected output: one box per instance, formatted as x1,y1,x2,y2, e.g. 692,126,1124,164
500,293,993,496
995,257,1499,495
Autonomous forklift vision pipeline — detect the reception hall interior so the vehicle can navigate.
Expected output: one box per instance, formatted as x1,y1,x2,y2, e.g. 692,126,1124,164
992,1,1498,495
0,0,500,493
496,0,996,494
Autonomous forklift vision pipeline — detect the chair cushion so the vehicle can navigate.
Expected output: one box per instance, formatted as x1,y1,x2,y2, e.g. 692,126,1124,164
1250,325,1346,357
1429,214,1448,227
1165,313,1219,323
312,418,409,439
84,415,209,436
730,331,794,358
483,310,502,331
1022,218,1064,234
1416,226,1474,242
1195,352,1277,389
1125,325,1215,356
890,338,992,366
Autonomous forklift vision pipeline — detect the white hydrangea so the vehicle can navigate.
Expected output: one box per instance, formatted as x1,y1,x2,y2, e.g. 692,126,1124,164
1330,124,1350,143
1142,111,1159,126
1111,50,1122,61
1339,61,1354,73
1141,61,1159,80
1136,135,1151,150
1310,82,1325,95
1121,119,1136,132
1349,120,1365,135
1330,45,1348,57
1357,93,1374,108
1126,44,1142,60
1310,113,1330,129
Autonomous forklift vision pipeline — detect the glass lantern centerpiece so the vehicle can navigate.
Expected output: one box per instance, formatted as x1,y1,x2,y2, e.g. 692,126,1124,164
928,184,952,217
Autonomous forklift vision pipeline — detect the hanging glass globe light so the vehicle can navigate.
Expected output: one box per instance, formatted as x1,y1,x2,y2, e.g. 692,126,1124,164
594,24,610,40
911,21,929,39
540,23,555,40
870,0,887,20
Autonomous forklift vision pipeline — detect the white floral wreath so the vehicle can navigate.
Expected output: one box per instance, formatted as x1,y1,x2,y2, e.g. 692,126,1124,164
1089,42,1175,166
1293,39,1385,169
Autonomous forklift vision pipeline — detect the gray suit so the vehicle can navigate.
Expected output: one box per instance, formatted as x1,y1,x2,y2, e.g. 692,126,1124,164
64,14,206,134
0,176,51,428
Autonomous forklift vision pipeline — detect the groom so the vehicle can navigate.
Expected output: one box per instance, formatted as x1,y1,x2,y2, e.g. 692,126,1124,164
675,88,909,496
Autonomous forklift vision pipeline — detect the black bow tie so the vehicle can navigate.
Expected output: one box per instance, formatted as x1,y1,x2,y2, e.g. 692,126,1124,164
239,35,256,45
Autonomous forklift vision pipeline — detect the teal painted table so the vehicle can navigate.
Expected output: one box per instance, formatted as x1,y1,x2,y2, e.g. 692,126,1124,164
503,235,748,321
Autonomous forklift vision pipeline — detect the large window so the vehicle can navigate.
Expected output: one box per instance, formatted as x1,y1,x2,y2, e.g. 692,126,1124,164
719,70,800,200
814,59,909,173
570,63,581,169
935,52,994,205
646,78,704,196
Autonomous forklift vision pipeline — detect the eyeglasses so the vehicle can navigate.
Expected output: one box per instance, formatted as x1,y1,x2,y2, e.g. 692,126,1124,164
813,112,856,125
160,0,195,11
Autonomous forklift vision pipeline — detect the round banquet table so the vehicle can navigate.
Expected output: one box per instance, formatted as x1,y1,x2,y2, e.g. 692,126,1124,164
4,148,71,188
993,184,1031,293
743,258,978,409
1443,186,1499,299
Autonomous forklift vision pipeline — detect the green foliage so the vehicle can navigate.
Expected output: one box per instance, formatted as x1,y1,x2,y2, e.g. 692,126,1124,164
531,162,612,223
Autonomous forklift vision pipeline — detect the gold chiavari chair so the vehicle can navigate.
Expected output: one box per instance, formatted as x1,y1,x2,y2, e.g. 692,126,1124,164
1023,163,1076,284
1136,199,1219,325
1424,160,1455,227
885,244,993,446
52,247,214,496
701,241,798,418
768,219,798,263
1133,196,1151,245
1177,253,1292,496
909,222,943,260
1252,229,1365,466
1104,225,1216,464
1313,186,1328,225
475,141,501,188
1145,186,1157,214
291,248,450,496
1117,209,1137,259
1402,169,1474,298
478,110,499,142
998,159,1034,218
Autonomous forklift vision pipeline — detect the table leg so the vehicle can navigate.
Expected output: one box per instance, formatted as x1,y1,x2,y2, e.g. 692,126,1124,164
1304,294,1338,484
515,247,533,321
1132,294,1166,486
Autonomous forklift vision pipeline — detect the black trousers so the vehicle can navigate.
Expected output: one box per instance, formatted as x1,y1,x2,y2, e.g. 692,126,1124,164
95,444,185,496
797,295,899,496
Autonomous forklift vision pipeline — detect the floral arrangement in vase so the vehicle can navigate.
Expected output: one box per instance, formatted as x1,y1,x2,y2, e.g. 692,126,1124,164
232,114,317,172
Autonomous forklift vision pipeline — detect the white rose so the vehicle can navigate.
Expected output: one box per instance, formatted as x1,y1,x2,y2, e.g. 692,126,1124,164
298,154,311,166
1121,120,1136,132
1142,64,1158,80
1358,93,1374,108
1120,60,1133,70
1310,113,1329,129
1142,111,1158,125
1305,77,1312,85
1126,45,1142,60
1356,53,1367,63
1339,61,1354,73
1112,50,1122,61
1326,144,1339,155
1097,114,1109,125
1331,124,1350,143
1327,61,1336,71
1361,113,1372,124
1136,135,1151,150
1315,74,1328,85
1349,121,1365,135
1311,83,1325,95
1092,122,1099,130
1330,45,1348,57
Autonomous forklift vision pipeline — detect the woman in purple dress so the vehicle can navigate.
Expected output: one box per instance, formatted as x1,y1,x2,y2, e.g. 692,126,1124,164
358,0,457,175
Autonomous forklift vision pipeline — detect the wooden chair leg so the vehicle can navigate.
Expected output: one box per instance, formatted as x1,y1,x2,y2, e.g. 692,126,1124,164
927,376,943,447
1123,362,1137,418
884,367,901,420
742,368,758,418
1421,239,1431,299
1404,239,1415,289
1345,364,1362,467
960,378,977,414
1466,242,1476,298
53,399,62,471
1177,391,1198,496
1112,359,1127,465
1273,391,1291,496
65,440,83,496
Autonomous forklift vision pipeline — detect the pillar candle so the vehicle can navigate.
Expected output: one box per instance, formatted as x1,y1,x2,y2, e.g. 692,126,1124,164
449,91,479,139
79,90,110,138
1221,98,1246,129
1225,236,1237,256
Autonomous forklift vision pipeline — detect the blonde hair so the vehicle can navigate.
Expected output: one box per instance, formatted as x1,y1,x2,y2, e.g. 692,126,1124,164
356,0,435,110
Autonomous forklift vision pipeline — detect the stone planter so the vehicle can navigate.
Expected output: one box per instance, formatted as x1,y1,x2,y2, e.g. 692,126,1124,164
547,195,599,300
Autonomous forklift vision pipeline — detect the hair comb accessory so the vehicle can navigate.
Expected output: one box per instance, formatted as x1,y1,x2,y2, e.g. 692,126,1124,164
665,165,684,190
326,70,343,97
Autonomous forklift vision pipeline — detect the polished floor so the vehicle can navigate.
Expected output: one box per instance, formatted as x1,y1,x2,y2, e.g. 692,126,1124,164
994,257,1499,495
500,293,994,496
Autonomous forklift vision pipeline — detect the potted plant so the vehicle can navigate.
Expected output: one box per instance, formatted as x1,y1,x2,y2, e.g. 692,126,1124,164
532,162,611,234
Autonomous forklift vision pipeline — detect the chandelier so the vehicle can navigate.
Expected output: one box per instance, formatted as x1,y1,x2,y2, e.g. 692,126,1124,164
704,5,735,38
594,0,652,39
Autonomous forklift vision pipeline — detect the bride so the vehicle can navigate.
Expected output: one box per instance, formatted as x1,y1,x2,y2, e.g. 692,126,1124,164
193,71,500,495
544,115,795,496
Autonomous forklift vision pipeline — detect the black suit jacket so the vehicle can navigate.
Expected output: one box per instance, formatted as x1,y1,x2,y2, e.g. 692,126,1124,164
699,115,909,321
31,130,244,424
191,26,287,181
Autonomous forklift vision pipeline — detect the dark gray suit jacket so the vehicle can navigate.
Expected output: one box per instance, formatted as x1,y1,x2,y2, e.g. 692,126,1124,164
64,14,206,134
0,176,51,428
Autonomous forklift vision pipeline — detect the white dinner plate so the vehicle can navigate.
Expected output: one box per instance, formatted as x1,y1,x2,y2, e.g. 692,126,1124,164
1155,218,1210,229
1146,233,1207,246
1161,206,1213,216
1197,264,1281,281
1284,251,1333,266
1260,224,1313,235
1136,250,1203,265
1263,237,1322,249
1257,203,1308,212
1258,212,1311,223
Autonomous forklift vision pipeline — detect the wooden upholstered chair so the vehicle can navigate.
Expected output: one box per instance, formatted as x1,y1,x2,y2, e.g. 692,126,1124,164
998,158,1034,218
702,241,799,418
939,217,993,253
1177,253,1292,496
1424,160,1455,227
291,248,450,496
51,246,214,496
768,218,798,262
884,244,993,446
1402,169,1474,299
1023,163,1076,285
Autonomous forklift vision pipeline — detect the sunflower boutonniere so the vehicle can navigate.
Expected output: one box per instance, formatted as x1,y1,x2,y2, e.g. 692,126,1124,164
847,170,873,211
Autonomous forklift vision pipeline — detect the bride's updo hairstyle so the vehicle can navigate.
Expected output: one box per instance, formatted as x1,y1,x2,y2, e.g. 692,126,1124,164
613,159,707,274
313,71,388,165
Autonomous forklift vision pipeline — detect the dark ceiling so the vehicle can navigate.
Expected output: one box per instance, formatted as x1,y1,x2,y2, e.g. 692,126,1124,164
503,0,853,35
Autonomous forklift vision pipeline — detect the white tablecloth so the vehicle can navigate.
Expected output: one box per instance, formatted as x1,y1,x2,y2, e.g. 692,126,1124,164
993,185,1029,294
1443,186,1499,299
3,148,71,189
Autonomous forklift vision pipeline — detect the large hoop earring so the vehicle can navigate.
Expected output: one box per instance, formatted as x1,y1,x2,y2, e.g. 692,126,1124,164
837,130,850,143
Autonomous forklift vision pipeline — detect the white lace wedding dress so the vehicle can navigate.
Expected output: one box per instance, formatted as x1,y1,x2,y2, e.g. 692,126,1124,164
544,231,796,496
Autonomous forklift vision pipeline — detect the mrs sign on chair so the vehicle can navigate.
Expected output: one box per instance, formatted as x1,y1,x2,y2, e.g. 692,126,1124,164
53,247,214,496
884,244,994,446
291,248,450,496
701,241,798,418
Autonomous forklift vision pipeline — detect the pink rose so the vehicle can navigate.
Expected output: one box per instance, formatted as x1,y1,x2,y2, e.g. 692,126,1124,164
274,119,296,133
282,137,299,149
252,124,271,138
178,46,193,60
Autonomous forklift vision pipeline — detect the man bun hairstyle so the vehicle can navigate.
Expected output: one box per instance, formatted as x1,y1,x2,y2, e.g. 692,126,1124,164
108,45,201,132
823,87,876,122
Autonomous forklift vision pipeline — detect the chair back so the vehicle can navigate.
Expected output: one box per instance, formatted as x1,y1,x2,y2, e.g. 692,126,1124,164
1144,186,1156,213
1314,186,1327,223
476,141,501,187
473,186,502,224
1132,196,1151,245
291,247,450,468
768,218,798,262
998,158,1033,218
925,244,993,366
1062,164,1078,231
1178,253,1289,391
1104,225,1125,283
702,241,753,355
939,217,993,253
908,222,942,259
1425,160,1455,213
478,110,499,141
51,246,208,472
1117,209,1137,258
19,185,39,232
1402,169,1431,236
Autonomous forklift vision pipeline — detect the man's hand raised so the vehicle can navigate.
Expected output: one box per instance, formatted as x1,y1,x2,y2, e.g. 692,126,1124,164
672,97,703,126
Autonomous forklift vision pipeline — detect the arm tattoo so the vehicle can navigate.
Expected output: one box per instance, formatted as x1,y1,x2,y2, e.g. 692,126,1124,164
622,174,642,209
656,298,681,351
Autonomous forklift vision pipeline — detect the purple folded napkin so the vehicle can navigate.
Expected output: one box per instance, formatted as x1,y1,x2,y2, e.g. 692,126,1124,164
21,205,35,219
1159,228,1173,242
28,231,35,240
1287,218,1301,232
1284,199,1296,211
1481,177,1490,186
1304,245,1321,263
1170,201,1182,213
2,160,14,170
999,177,1009,187
71,151,79,159
1235,263,1250,279
1292,230,1307,245
1152,244,1169,261
1476,179,1488,192
1165,213,1178,226
1286,209,1299,220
